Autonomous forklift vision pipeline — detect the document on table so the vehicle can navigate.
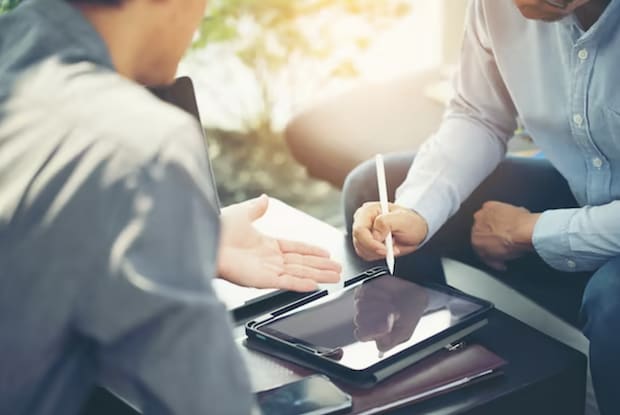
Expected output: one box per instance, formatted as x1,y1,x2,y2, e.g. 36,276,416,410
212,197,346,310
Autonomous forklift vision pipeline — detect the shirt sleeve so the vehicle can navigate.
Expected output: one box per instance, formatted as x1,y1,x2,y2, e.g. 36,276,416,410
73,125,254,415
533,201,620,272
395,0,517,241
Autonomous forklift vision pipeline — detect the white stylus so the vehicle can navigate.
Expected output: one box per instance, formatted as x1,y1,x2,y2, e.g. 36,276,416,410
375,154,395,275
378,312,397,359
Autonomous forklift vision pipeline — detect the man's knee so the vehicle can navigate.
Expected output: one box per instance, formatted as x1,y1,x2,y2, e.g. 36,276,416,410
342,158,379,234
343,157,378,206
580,256,620,339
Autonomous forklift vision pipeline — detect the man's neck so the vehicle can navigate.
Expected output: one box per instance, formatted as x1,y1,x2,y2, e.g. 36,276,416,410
575,0,611,30
72,4,150,83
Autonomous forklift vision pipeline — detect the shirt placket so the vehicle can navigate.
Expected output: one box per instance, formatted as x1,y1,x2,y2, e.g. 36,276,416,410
570,36,610,206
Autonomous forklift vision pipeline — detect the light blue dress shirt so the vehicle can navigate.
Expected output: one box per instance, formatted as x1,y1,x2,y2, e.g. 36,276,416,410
396,0,620,272
0,0,253,414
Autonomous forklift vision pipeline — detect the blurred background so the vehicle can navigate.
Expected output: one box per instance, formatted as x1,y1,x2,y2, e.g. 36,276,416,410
3,0,508,228
178,0,471,228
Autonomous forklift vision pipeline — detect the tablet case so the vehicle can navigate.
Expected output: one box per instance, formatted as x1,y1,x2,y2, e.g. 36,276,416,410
241,339,507,414
246,270,493,387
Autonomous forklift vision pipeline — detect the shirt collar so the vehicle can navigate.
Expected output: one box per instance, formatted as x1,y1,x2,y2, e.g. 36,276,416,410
558,0,620,42
21,0,115,70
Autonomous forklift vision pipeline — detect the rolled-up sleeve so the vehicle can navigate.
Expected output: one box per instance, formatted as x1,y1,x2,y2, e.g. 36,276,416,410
395,0,517,241
534,201,620,272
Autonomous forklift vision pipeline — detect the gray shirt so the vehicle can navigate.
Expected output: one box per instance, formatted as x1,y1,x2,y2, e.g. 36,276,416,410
0,0,253,414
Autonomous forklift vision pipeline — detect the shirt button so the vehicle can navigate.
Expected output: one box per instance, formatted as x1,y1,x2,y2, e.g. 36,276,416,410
567,260,577,269
573,113,584,127
592,157,603,168
578,48,588,60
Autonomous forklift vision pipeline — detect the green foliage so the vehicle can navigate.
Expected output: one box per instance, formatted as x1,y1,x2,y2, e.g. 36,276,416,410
0,0,21,14
187,0,413,136
196,0,412,70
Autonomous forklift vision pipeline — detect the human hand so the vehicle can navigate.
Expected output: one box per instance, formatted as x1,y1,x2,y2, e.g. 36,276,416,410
471,201,541,271
353,278,429,353
351,202,428,261
218,195,342,292
513,0,590,21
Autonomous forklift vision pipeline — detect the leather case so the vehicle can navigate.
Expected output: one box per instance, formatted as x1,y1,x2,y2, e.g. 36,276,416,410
241,339,507,414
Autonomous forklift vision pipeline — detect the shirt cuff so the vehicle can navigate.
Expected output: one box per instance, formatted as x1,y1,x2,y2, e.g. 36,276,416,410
395,182,457,247
532,208,581,272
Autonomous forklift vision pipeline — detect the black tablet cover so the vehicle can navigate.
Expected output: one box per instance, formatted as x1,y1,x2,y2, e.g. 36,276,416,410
246,269,493,387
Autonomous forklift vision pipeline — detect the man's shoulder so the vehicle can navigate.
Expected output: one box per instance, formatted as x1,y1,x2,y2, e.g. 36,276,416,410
13,58,204,166
469,0,530,45
67,62,200,154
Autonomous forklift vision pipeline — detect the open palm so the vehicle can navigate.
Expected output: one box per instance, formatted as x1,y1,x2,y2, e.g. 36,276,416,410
217,195,342,292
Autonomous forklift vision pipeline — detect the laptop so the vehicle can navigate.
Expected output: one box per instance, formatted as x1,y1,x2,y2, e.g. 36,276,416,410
148,77,346,318
149,77,221,209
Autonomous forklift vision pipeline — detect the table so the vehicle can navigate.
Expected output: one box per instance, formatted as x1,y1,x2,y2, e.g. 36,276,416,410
81,202,587,415
229,200,587,414
233,237,587,415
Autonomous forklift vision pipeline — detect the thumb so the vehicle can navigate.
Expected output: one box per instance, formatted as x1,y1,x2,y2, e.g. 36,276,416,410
248,194,269,221
372,215,393,242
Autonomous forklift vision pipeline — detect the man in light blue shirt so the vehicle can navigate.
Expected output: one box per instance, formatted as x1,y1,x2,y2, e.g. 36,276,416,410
0,0,342,414
346,0,619,413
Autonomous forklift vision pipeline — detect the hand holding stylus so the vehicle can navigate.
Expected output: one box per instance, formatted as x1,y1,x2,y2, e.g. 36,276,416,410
351,157,429,264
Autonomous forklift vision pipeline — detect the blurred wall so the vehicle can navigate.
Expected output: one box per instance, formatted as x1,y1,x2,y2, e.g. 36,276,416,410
440,0,468,65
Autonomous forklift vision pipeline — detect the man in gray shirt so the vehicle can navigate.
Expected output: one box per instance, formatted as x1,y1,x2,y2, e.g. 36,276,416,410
0,0,341,414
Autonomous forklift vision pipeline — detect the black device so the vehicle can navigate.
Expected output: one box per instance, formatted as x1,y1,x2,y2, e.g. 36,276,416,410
256,375,352,415
246,268,493,387
148,76,221,210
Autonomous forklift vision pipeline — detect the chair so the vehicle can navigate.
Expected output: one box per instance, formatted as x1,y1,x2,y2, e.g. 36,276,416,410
284,71,445,188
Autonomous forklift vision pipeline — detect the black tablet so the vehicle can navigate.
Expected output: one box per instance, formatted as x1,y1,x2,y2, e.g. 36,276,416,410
245,268,493,387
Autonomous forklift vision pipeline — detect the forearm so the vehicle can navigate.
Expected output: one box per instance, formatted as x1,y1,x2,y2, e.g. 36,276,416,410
396,0,516,242
395,116,508,241
512,212,541,251
533,201,620,272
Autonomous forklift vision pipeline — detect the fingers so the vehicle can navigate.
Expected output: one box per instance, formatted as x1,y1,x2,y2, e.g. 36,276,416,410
278,242,342,285
352,203,386,260
278,239,331,258
283,252,341,273
279,248,342,285
481,257,508,272
272,274,319,292
352,203,429,261
353,231,386,261
251,262,324,292
282,263,341,284
372,216,391,242
260,267,338,292
472,231,508,272
247,194,269,221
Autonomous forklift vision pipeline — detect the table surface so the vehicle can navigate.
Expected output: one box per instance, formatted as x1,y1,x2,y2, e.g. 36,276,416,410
232,232,587,415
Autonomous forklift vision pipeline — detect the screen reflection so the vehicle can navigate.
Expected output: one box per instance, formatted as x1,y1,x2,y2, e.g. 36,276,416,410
261,276,483,370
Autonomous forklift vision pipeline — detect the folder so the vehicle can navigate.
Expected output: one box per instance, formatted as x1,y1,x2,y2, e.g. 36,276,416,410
240,339,506,414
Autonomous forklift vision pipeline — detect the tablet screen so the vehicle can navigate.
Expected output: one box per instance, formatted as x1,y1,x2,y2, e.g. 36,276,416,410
257,276,485,370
